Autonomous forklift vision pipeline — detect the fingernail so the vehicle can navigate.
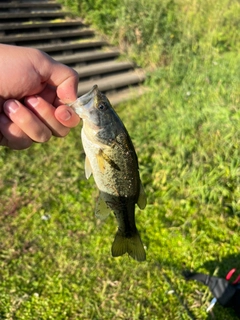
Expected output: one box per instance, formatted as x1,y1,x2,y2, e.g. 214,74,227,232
4,100,19,114
58,109,72,121
26,96,39,108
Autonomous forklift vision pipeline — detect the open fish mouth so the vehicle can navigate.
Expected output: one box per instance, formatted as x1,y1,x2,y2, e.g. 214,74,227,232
77,85,98,105
68,85,98,117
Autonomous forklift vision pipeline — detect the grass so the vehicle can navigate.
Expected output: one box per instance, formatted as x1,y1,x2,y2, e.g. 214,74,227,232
1,0,240,319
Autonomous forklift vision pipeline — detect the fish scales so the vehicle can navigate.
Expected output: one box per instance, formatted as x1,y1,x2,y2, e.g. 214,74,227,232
70,85,147,261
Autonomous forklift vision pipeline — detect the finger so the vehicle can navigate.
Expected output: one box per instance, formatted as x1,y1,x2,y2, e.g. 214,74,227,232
3,99,52,143
37,84,56,105
36,85,80,129
24,95,72,137
49,64,78,104
55,105,80,128
35,52,79,104
0,113,32,149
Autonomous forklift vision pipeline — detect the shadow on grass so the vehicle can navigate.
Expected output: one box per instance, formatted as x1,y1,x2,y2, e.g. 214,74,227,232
154,253,240,319
202,253,240,278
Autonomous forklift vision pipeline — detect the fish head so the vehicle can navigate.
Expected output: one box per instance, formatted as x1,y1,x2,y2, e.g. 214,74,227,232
70,85,115,129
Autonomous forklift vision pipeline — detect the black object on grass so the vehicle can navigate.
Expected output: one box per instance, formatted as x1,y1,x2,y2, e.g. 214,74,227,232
183,270,240,318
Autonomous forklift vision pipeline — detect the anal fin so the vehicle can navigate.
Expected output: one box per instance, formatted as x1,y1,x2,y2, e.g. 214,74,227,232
137,181,147,210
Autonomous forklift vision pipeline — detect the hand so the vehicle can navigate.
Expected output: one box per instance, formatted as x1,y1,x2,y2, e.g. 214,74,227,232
0,44,80,150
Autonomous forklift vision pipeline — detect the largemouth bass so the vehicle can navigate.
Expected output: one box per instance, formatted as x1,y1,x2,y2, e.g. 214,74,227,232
70,85,147,261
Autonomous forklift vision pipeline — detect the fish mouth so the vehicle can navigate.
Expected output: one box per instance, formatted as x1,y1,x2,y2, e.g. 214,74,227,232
77,85,98,105
69,85,99,117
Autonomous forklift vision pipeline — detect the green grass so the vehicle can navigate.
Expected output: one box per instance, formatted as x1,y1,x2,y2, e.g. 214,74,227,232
1,0,240,319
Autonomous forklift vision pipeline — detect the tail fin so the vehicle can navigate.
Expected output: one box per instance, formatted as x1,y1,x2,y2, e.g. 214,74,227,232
111,230,146,261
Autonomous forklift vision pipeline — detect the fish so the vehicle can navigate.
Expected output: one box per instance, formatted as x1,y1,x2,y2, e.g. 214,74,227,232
70,85,147,261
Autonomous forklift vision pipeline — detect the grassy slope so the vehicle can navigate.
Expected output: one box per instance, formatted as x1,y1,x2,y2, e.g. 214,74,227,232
1,0,240,319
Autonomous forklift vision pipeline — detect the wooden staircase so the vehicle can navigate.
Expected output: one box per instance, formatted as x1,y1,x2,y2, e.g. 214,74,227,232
0,0,145,104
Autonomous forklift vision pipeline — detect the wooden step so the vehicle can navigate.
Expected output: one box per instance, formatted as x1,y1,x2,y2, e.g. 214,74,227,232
0,1,61,9
74,61,134,78
0,20,85,31
34,41,108,54
0,29,95,44
107,86,148,106
77,71,146,96
0,11,67,20
0,0,146,104
53,50,120,65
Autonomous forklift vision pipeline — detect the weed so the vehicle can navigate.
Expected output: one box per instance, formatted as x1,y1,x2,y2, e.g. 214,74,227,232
1,0,240,319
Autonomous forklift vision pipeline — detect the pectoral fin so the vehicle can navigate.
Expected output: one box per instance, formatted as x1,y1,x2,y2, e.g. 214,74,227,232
95,192,111,220
97,149,120,172
96,150,105,174
137,181,147,209
84,156,92,179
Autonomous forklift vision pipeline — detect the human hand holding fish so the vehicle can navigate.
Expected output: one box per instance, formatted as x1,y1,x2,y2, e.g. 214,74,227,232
0,43,147,261
70,85,147,262
0,44,80,150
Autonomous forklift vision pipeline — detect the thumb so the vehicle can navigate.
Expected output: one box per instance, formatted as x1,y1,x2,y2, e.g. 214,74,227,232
33,50,79,104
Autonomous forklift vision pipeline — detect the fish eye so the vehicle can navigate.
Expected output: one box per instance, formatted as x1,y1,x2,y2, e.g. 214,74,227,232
98,103,107,111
